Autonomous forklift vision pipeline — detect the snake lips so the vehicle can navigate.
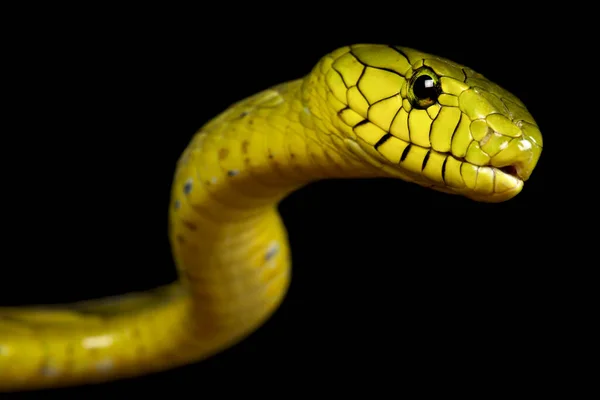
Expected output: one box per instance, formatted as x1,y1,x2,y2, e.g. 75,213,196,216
319,44,543,202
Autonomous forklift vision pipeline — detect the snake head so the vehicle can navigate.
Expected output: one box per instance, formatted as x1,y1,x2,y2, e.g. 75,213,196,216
319,44,543,202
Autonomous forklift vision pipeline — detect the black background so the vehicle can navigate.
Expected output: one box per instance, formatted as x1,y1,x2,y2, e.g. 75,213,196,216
3,5,575,398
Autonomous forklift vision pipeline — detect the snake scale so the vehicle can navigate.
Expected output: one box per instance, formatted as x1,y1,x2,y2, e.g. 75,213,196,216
0,44,543,391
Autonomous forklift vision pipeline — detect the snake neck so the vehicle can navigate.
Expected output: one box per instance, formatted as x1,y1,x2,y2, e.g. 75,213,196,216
168,75,380,341
170,75,382,218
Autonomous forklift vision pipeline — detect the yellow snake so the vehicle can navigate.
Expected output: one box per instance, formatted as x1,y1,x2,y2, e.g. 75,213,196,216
0,44,543,391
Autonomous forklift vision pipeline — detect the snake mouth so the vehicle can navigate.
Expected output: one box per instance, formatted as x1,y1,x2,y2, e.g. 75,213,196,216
497,165,521,180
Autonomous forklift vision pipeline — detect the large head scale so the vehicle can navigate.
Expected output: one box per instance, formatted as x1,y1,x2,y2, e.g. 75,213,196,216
314,44,543,202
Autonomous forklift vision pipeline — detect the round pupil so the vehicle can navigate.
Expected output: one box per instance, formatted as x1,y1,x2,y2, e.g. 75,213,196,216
413,75,437,100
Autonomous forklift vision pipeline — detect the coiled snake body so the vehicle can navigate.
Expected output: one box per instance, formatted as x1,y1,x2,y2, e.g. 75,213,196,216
0,44,543,391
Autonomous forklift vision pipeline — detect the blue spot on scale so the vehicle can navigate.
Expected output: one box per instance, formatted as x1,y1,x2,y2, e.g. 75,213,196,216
183,179,193,194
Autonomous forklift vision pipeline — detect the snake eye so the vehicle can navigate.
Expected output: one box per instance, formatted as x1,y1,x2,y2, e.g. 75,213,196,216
408,67,440,109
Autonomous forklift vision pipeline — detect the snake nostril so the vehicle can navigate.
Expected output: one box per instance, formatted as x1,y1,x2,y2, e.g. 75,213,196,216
499,165,518,178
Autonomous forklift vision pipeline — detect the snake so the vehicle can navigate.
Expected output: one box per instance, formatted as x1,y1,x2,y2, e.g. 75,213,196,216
0,44,543,391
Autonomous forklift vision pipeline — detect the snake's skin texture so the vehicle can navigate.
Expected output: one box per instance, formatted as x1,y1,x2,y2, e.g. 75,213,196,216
0,44,543,391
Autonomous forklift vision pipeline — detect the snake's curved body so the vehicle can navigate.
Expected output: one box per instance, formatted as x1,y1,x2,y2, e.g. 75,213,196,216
0,44,542,391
